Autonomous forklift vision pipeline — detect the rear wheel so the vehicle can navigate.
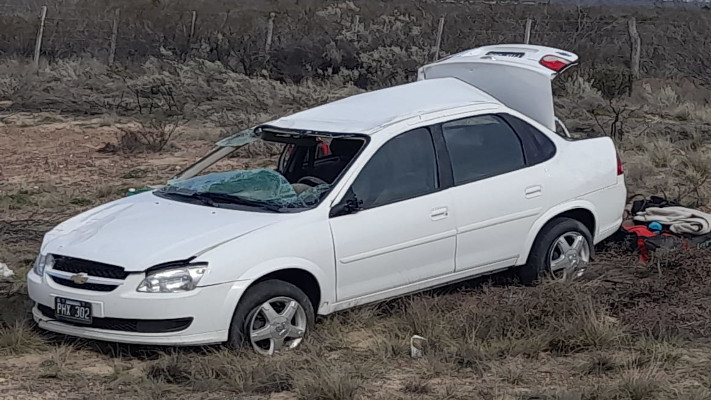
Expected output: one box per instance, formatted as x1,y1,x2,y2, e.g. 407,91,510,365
227,279,315,355
518,217,593,285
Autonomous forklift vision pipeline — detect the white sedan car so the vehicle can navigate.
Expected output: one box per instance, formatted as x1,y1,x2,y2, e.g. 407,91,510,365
28,45,626,355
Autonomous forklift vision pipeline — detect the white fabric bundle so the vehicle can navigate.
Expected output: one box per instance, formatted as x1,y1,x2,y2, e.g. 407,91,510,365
633,206,711,235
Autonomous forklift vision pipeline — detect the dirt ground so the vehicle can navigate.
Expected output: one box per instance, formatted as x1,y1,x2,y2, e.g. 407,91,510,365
2,114,711,400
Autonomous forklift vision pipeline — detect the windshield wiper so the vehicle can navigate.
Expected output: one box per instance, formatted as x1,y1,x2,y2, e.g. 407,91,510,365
159,188,283,212
160,191,221,208
191,193,221,208
194,192,283,212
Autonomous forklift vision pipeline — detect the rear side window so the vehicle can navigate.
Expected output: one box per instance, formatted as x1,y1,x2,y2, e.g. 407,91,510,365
350,127,438,209
499,114,556,165
442,115,525,185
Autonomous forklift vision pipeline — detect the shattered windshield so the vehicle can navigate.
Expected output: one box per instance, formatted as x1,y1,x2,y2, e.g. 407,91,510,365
159,169,330,212
156,127,366,212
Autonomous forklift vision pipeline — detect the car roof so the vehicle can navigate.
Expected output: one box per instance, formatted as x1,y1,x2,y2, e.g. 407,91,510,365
264,77,501,135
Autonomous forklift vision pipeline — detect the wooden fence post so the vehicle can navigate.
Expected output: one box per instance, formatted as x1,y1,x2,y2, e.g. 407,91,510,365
628,17,641,81
524,18,533,44
108,9,120,66
265,12,275,54
433,16,445,62
33,5,47,69
189,11,197,41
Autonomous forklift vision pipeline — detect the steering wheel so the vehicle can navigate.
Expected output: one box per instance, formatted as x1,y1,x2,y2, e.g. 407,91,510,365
297,176,328,187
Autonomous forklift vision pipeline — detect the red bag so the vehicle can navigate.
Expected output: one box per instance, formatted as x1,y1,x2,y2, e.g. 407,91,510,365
621,225,676,263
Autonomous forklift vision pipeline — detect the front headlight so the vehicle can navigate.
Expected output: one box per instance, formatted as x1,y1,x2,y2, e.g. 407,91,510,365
136,263,207,293
33,253,54,276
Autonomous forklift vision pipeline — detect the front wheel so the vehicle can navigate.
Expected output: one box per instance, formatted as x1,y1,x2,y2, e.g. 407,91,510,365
227,279,315,356
518,217,593,285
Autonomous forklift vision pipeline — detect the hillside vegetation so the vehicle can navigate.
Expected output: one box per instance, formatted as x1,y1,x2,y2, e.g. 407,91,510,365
1,0,711,86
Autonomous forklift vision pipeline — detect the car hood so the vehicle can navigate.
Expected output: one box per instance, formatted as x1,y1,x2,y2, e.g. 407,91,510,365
41,192,289,271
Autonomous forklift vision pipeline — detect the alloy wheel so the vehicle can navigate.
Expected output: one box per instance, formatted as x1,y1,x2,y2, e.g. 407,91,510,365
548,231,590,281
248,296,307,355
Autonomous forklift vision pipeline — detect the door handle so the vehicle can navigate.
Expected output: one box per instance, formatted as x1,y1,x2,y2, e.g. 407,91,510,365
525,185,542,199
430,207,449,221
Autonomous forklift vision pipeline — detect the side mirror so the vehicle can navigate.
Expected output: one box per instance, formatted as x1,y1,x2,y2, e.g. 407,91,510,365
329,197,363,218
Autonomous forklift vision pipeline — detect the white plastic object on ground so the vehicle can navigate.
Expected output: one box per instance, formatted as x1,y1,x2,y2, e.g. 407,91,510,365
410,335,427,358
0,263,14,279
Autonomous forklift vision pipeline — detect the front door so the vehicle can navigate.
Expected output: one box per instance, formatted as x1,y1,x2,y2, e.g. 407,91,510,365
329,127,456,301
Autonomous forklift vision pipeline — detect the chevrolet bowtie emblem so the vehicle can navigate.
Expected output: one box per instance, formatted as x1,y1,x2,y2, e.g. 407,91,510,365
69,273,89,285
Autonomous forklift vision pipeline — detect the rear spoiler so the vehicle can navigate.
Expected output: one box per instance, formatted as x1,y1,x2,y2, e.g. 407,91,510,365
419,44,579,80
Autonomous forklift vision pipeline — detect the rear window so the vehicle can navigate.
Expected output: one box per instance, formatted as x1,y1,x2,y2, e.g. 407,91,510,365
499,114,556,165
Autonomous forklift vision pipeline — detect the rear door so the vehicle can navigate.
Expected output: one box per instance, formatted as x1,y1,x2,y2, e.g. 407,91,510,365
439,113,557,272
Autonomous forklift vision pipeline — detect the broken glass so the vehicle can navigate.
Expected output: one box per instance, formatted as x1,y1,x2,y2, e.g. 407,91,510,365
163,169,330,210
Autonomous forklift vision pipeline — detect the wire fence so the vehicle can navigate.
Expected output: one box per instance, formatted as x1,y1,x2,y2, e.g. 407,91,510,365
0,2,709,83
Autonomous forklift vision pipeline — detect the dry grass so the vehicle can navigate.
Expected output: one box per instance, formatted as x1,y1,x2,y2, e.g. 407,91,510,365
2,237,711,398
293,361,364,400
0,186,124,215
401,377,432,394
0,57,364,131
113,249,711,395
0,322,48,355
583,353,619,376
140,347,369,399
100,119,184,154
612,366,665,400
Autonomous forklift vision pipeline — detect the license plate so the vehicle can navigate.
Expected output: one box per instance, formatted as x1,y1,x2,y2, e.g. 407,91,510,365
55,297,92,324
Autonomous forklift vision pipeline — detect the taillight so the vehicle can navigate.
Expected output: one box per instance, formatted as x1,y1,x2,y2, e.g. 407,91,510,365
539,55,570,72
616,153,624,175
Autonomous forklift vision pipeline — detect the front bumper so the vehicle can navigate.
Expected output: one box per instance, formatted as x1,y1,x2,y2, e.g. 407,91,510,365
27,269,250,346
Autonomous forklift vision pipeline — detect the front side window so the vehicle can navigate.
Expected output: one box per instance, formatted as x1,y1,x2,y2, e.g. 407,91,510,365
442,115,525,185
349,127,438,209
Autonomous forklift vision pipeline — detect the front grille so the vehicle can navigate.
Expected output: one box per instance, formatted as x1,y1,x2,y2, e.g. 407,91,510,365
50,276,118,292
52,255,129,280
38,304,193,333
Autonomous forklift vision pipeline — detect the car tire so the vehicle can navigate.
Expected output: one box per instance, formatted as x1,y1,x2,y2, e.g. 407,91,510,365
227,279,315,355
518,217,593,286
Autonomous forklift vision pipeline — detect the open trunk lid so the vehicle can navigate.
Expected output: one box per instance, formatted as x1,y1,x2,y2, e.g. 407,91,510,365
417,44,578,131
